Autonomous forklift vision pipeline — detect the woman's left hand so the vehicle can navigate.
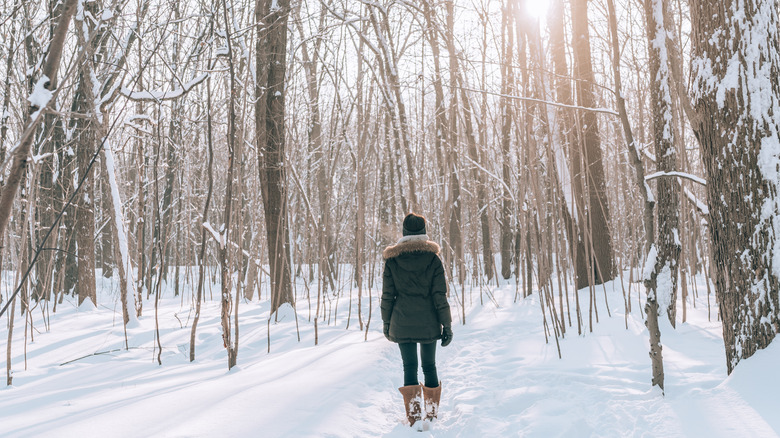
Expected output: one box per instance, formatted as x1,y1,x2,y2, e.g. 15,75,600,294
441,325,453,347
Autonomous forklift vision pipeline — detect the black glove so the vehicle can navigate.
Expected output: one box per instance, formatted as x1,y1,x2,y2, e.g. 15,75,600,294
383,322,391,340
441,325,453,347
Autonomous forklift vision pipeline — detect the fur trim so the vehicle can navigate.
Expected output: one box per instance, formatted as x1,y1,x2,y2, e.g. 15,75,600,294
397,234,429,244
383,239,441,260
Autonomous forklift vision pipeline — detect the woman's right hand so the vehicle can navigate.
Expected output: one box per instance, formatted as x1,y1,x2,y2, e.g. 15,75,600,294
383,322,391,340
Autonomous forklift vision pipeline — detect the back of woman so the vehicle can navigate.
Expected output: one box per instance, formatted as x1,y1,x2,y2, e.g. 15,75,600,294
381,213,453,428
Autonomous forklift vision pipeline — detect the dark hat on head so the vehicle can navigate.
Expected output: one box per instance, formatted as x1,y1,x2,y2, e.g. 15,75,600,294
402,213,427,236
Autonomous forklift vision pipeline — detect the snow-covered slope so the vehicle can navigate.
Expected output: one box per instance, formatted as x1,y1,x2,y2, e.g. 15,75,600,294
1,275,778,437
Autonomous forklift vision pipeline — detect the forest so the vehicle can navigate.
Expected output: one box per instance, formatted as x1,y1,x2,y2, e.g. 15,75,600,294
0,0,779,434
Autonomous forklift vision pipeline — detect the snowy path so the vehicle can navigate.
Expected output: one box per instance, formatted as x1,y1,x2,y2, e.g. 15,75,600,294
2,279,779,437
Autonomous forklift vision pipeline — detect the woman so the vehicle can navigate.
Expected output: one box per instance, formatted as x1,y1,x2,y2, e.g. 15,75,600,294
381,213,453,427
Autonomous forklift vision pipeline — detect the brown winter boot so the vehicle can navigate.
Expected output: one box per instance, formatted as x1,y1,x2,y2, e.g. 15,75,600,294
422,382,442,421
398,384,423,426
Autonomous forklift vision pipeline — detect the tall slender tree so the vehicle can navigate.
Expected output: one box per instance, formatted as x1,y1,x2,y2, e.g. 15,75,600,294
570,0,615,289
256,0,294,314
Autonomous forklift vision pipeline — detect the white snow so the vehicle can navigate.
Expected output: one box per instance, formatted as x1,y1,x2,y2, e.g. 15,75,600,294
103,143,138,323
120,73,209,102
202,221,225,249
645,171,707,186
28,76,53,108
682,185,710,216
1,271,778,437
28,75,53,120
643,244,658,283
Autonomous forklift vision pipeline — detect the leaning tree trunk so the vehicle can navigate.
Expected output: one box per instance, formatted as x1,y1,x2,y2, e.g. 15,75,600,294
0,0,78,252
689,0,780,374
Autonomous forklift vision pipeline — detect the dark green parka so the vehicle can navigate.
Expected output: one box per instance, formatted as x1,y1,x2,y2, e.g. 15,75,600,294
381,238,452,344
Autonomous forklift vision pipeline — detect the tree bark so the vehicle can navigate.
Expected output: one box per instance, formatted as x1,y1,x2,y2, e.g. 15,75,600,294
0,0,78,251
689,0,780,373
606,0,664,392
499,2,515,280
570,0,615,288
256,0,294,315
644,0,680,327
220,0,239,369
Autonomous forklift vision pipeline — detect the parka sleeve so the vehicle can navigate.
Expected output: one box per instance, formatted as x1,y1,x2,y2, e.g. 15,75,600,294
381,261,397,324
431,256,452,326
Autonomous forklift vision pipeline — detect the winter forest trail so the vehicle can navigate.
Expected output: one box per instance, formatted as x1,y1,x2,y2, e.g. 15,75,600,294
2,278,779,437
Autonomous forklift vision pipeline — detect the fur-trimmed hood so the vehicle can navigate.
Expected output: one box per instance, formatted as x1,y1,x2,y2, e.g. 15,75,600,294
383,238,441,260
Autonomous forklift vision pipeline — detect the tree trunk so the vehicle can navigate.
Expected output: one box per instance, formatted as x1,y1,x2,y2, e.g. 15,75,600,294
570,0,614,288
445,0,465,284
0,0,78,251
644,0,680,327
499,2,515,280
606,0,664,392
219,0,241,369
690,0,780,374
256,0,294,315
549,0,586,297
190,45,216,361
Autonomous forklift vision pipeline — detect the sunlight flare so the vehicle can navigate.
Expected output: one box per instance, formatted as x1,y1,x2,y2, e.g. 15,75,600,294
524,0,549,20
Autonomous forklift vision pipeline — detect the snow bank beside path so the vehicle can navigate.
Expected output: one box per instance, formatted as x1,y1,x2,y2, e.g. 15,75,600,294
1,275,778,437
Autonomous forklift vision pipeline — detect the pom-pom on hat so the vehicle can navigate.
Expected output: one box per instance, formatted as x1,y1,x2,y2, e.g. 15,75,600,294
402,213,427,236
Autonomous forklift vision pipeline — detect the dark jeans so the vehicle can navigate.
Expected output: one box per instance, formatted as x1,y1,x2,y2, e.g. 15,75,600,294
399,342,439,388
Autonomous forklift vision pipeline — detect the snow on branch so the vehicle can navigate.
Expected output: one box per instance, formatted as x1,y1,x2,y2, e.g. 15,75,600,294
121,73,208,102
681,185,709,217
462,154,516,204
202,222,225,250
200,222,270,276
640,145,657,163
645,171,707,186
28,75,53,121
457,85,620,117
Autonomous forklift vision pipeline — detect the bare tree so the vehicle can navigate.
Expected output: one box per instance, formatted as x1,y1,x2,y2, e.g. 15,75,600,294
0,0,78,266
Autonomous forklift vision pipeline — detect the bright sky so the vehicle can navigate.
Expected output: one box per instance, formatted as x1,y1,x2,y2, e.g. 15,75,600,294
524,0,550,20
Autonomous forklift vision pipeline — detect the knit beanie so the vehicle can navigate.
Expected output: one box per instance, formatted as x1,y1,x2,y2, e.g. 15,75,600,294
402,213,427,236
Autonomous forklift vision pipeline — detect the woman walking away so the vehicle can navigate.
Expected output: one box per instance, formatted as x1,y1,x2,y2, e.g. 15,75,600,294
381,213,453,428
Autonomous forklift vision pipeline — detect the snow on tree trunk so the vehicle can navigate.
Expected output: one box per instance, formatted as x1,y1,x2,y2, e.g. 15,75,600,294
103,145,138,325
0,0,78,249
690,0,780,373
644,0,680,328
607,0,665,390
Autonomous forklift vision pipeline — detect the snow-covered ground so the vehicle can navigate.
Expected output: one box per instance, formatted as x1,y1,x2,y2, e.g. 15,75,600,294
1,271,779,437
